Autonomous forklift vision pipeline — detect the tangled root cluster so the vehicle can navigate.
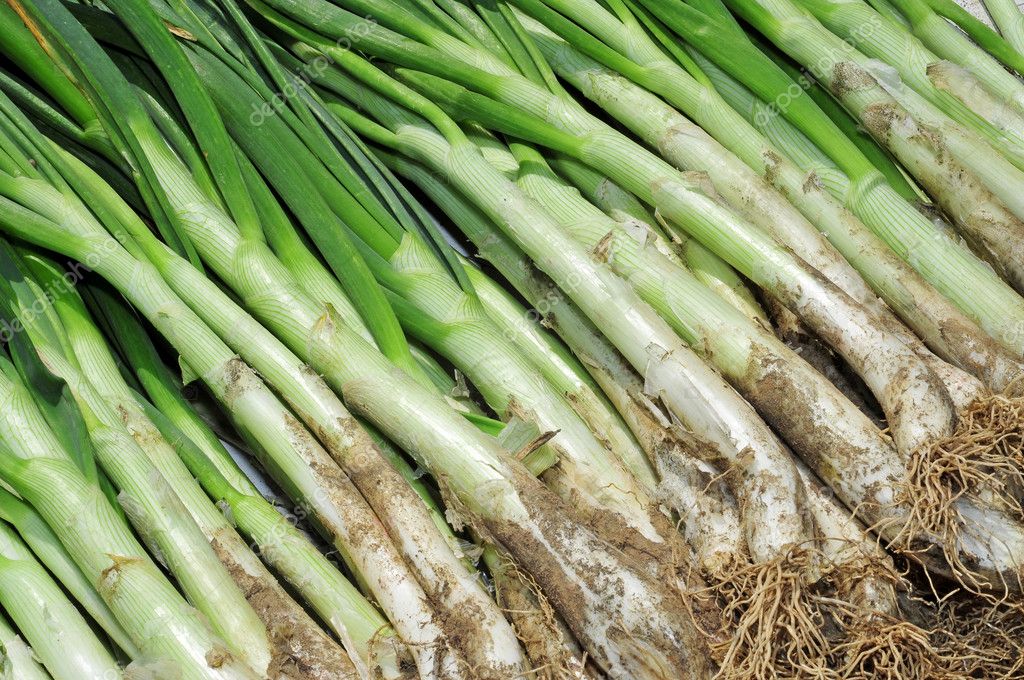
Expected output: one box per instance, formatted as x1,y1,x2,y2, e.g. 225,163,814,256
894,391,1024,590
830,613,961,680
709,548,830,680
930,595,1024,679
704,547,1008,679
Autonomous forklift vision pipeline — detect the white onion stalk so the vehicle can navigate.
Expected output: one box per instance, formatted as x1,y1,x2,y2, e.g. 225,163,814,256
475,135,815,560
0,521,121,680
983,0,1024,53
315,57,815,554
92,284,414,680
406,73,965,473
384,232,668,542
185,116,719,680
0,355,257,679
125,134,524,680
721,0,1024,293
548,155,769,326
126,36,527,670
381,154,744,572
499,140,1020,610
7,288,274,676
514,1,1024,393
462,261,659,489
0,612,50,680
0,144,462,676
462,95,954,674
798,0,1024,164
29,263,362,680
645,2,1024,365
690,52,1024,398
887,0,1024,118
0,488,137,659
205,67,662,546
520,18,1021,425
542,156,885,414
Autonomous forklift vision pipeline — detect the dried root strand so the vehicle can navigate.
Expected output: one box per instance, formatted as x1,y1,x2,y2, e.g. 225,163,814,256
707,546,973,680
931,596,1024,679
893,390,1024,590
828,612,964,680
707,547,833,680
488,550,593,680
933,393,1024,510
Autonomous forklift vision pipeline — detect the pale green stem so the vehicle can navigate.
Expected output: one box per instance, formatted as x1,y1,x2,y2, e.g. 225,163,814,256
385,152,746,572
323,67,809,558
691,39,1024,376
984,0,1024,53
127,139,523,678
892,0,1024,117
0,522,120,680
0,360,255,679
0,611,51,680
733,0,1024,293
520,5,1024,393
37,137,511,677
0,165,462,676
30,347,272,676
549,156,768,325
42,272,360,679
799,0,1024,165
462,261,658,488
386,231,663,540
0,489,137,659
99,298,409,677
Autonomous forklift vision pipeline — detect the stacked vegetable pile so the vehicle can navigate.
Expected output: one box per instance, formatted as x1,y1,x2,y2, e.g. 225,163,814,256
0,0,1022,677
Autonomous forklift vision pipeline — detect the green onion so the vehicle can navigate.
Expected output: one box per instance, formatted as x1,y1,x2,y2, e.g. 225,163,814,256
509,0,1024,395
797,0,1024,164
0,520,121,680
548,155,770,326
694,0,1024,290
0,350,257,678
189,46,661,543
886,0,1024,117
920,0,1024,75
0,487,136,659
983,0,1024,53
380,151,707,491
639,0,1024,357
0,247,275,675
0,4,721,676
0,2,520,667
0,611,51,680
90,285,411,677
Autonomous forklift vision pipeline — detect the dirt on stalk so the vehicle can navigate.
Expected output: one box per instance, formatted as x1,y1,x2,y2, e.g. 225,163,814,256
483,464,718,679
211,536,359,680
